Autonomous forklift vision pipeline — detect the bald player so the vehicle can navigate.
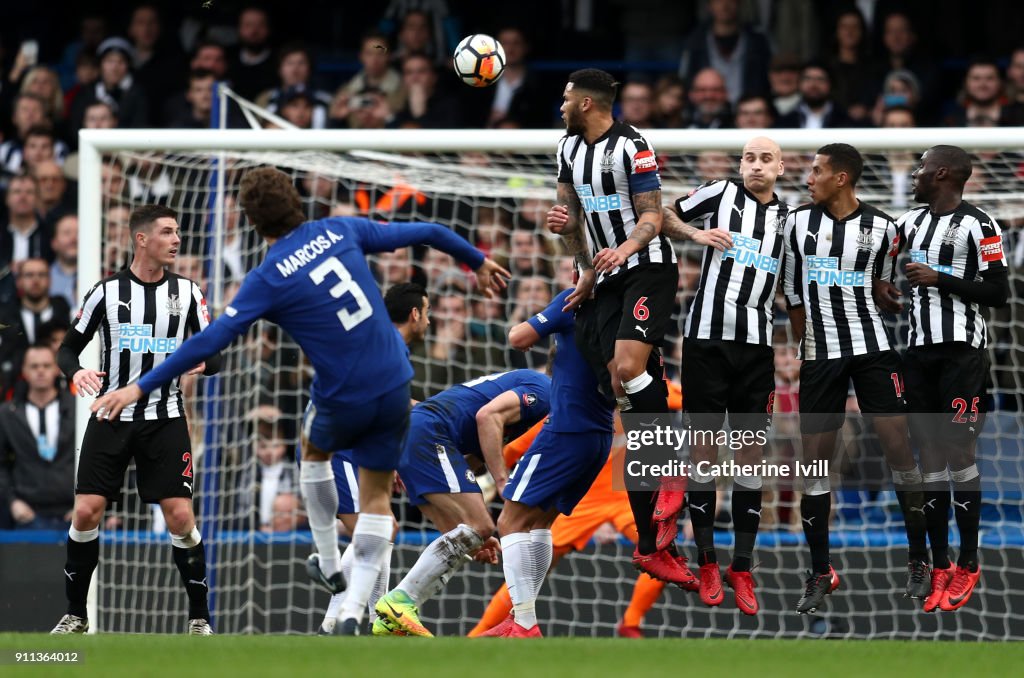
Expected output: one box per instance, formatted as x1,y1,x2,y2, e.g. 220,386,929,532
654,137,790,614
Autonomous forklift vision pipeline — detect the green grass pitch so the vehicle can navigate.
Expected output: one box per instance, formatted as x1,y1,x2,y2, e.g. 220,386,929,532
0,634,1016,678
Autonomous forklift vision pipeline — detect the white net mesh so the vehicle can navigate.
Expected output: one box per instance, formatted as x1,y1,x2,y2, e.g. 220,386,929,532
85,132,1024,638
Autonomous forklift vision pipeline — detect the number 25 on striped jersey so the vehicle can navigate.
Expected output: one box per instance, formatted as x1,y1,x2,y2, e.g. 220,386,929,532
309,256,373,330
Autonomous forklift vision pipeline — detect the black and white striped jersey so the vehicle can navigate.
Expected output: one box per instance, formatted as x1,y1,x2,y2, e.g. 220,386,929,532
556,121,676,284
783,201,900,360
72,269,211,420
898,201,1006,348
676,179,790,345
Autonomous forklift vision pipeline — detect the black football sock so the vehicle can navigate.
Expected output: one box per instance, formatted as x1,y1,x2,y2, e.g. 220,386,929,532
687,478,717,566
800,492,832,575
172,536,210,621
65,527,100,618
951,465,982,569
628,489,658,555
622,373,669,414
923,470,951,569
731,479,763,572
892,466,928,562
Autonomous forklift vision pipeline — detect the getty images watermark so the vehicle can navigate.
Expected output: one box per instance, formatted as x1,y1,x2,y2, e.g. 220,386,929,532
615,414,831,491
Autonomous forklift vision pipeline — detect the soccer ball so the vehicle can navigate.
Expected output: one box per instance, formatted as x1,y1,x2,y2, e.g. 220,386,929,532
453,34,505,87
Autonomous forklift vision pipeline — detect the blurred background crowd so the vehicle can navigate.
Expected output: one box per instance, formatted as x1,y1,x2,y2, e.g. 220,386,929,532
1,0,1023,535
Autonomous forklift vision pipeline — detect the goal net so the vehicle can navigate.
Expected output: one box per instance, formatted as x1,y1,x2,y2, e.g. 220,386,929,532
76,127,1024,639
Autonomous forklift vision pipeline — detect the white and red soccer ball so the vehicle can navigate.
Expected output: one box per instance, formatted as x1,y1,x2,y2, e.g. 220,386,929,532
453,34,505,87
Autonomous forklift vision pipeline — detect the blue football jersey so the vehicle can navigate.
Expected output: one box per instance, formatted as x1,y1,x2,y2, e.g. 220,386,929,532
417,369,551,457
527,289,614,433
137,216,484,407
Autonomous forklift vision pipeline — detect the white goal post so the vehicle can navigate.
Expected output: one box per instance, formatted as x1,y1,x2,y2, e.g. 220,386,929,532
75,127,1024,638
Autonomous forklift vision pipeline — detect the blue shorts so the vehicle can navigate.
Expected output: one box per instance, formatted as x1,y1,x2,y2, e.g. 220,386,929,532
399,410,480,507
331,449,360,515
502,428,612,515
302,381,411,472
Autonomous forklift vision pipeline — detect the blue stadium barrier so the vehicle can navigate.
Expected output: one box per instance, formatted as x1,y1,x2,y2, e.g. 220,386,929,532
5,526,1023,548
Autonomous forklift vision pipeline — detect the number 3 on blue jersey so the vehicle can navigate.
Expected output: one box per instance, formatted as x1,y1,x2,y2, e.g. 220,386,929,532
309,256,373,330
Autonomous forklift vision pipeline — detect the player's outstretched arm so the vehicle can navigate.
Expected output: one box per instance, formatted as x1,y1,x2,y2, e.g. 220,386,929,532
92,319,246,420
474,391,524,496
354,218,509,295
660,206,733,251
593,189,663,273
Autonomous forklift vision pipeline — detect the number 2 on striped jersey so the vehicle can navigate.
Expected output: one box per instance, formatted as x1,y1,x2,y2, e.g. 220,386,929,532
309,256,373,330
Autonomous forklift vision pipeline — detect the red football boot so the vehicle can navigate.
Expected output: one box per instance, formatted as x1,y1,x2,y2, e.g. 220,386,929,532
633,548,697,588
940,565,981,611
725,565,759,615
616,622,643,639
698,563,724,607
923,565,955,613
504,622,542,638
476,613,515,637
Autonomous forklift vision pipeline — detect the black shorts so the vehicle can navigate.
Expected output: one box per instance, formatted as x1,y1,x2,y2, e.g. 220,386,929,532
904,342,990,444
681,338,775,432
799,350,906,434
574,298,616,401
76,417,194,504
593,263,678,363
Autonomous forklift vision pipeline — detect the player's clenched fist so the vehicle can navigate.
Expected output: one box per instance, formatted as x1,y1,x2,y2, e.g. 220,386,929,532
546,204,570,233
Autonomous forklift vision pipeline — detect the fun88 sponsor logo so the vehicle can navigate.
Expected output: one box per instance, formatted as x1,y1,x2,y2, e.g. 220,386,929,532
575,184,622,213
118,324,178,354
722,234,779,273
806,256,864,286
910,249,953,275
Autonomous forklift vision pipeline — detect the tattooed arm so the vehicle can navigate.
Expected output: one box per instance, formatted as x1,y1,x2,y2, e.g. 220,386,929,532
660,206,733,251
550,182,593,271
548,182,595,310
592,189,663,273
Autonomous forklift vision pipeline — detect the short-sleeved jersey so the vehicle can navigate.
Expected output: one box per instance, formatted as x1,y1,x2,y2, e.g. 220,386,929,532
526,289,614,433
782,202,900,360
556,121,676,284
71,269,210,420
416,369,551,458
676,179,790,345
898,201,1006,348
137,217,484,407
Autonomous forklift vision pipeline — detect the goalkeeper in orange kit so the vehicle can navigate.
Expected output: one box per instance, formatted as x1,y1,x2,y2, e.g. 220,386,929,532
468,382,683,638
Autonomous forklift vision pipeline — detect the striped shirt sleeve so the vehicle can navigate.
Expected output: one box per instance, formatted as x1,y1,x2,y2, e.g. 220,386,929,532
875,217,901,283
970,215,1006,273
782,212,803,308
72,281,106,341
676,180,727,224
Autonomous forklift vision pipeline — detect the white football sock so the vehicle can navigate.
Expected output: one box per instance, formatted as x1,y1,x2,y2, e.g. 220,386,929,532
397,524,483,605
367,542,393,622
529,528,553,597
322,546,356,629
501,532,536,628
300,461,341,577
338,513,392,623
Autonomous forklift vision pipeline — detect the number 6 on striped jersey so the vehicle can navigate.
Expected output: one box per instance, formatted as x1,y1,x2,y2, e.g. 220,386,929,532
633,296,650,322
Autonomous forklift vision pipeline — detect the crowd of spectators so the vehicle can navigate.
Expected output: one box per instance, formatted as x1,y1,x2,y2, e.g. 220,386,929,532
2,0,1024,533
